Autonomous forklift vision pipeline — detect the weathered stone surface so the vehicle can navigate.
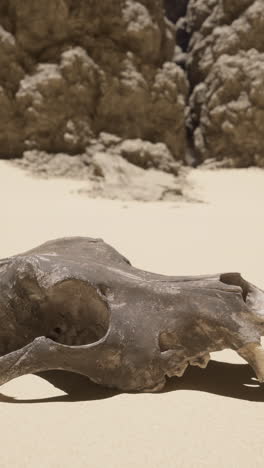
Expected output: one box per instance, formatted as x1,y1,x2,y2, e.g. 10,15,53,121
0,0,188,162
1,236,264,392
83,151,183,201
17,141,184,201
187,0,264,84
190,51,264,166
118,138,180,173
186,0,264,166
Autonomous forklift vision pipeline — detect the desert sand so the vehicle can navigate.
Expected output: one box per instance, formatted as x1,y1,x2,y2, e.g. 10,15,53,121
1,160,264,467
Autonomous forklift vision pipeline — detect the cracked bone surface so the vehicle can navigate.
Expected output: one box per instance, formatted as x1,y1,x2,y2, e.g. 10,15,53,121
1,237,264,392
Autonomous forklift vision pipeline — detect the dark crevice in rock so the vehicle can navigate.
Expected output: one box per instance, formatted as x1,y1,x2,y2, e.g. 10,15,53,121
163,1,191,52
175,18,191,53
164,0,189,23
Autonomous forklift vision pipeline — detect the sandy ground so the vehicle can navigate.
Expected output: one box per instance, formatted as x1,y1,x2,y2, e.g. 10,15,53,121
1,160,264,467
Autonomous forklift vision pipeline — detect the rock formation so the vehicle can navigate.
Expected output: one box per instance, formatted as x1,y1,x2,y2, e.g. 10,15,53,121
0,0,188,163
0,0,264,195
186,0,264,166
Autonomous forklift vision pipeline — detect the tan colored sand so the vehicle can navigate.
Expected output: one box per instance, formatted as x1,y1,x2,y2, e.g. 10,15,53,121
1,161,264,468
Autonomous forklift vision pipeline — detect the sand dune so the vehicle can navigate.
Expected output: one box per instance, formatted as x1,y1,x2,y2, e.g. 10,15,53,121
1,161,264,468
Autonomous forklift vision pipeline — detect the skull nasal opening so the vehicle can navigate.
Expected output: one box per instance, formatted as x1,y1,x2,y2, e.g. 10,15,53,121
220,273,249,302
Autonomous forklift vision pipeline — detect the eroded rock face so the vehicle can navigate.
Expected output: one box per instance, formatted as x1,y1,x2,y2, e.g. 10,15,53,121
190,51,264,166
0,0,188,161
186,0,264,166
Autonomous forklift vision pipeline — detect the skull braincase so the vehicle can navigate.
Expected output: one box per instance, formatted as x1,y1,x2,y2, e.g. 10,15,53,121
0,236,264,392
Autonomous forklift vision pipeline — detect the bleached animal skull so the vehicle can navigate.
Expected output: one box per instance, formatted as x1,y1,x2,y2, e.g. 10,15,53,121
0,237,264,392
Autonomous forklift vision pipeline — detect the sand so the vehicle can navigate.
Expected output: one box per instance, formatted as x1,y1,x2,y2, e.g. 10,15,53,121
1,160,264,467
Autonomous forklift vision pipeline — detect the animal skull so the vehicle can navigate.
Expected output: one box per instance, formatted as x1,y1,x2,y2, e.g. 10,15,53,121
0,236,264,392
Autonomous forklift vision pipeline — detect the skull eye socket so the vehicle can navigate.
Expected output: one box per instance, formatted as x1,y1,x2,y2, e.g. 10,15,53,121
42,279,110,346
8,278,111,352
